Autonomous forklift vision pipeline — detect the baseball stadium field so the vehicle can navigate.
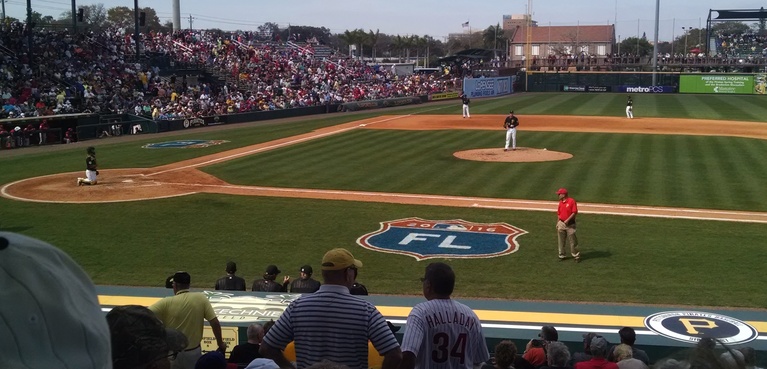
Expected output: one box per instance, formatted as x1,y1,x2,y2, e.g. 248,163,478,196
2,92,766,309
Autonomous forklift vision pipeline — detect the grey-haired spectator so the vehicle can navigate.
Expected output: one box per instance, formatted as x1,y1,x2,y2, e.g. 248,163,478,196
215,261,246,291
108,305,188,369
720,350,746,369
228,323,265,366
613,344,648,369
608,327,650,365
572,332,599,365
738,347,763,369
252,264,290,292
290,264,322,293
0,232,112,369
575,336,618,369
541,341,573,369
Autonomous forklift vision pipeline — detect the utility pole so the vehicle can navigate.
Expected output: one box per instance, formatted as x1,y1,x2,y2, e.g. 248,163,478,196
71,0,76,33
26,0,32,55
2,0,7,29
188,14,193,30
651,0,659,86
133,0,139,59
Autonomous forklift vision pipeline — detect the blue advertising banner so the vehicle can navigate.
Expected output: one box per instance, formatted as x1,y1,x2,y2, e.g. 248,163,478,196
463,76,513,98
618,86,675,93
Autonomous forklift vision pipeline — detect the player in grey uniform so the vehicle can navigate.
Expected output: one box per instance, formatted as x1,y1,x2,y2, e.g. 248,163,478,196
400,262,489,369
503,111,519,151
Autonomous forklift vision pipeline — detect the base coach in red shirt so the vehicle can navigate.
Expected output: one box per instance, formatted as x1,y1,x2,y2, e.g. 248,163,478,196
556,188,581,262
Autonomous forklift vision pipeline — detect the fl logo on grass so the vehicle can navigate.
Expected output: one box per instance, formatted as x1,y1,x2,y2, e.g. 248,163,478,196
356,217,527,260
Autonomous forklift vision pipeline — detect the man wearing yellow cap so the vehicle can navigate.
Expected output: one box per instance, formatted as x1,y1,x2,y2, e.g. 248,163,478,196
260,248,402,369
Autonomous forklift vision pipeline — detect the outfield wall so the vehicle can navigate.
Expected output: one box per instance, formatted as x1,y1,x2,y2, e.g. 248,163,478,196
526,72,767,95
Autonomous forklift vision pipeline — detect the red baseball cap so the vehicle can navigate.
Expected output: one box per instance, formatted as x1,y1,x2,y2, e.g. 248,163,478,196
556,188,568,195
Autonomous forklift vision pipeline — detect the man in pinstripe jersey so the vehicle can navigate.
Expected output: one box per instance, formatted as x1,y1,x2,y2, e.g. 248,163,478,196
259,248,402,369
399,262,489,369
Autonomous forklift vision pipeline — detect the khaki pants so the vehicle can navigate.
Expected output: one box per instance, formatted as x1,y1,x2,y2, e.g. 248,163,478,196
556,220,580,258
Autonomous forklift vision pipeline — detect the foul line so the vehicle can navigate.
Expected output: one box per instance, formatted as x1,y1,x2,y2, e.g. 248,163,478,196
149,182,767,224
148,109,443,177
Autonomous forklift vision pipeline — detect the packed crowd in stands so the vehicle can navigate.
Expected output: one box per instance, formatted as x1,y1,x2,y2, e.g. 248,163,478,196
1,24,459,131
2,231,765,369
716,31,767,58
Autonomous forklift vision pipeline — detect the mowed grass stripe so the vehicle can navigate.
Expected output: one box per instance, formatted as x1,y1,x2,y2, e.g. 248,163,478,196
735,139,767,209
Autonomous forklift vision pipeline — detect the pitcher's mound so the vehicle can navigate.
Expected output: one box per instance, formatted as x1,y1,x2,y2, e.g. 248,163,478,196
454,147,573,162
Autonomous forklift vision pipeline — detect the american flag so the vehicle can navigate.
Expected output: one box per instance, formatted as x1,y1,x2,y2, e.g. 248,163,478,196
462,21,469,28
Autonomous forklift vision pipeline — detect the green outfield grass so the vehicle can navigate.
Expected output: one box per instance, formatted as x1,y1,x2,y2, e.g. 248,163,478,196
1,93,765,308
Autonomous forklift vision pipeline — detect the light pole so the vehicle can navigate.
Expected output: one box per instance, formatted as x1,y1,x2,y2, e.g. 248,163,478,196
682,27,689,55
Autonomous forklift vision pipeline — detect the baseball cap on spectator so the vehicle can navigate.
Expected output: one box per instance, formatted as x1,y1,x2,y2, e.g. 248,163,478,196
300,264,313,275
0,232,112,369
195,351,227,369
166,271,191,288
321,248,363,270
590,336,609,355
556,188,568,195
107,305,188,369
226,261,237,273
265,265,281,275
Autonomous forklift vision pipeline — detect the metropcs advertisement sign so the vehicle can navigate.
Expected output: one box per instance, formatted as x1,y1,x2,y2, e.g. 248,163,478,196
680,75,755,94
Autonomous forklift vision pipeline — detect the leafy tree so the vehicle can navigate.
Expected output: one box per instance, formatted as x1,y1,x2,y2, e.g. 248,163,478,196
620,37,653,56
58,4,108,30
672,27,705,54
712,21,751,35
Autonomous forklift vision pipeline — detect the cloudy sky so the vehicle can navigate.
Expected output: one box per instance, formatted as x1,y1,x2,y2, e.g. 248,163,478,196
3,0,765,41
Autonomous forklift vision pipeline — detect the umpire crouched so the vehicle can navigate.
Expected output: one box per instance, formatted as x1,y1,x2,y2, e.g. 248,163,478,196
289,265,321,293
252,265,290,292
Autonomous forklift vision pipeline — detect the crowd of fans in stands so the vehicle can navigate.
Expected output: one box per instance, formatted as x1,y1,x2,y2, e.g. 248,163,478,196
1,24,459,129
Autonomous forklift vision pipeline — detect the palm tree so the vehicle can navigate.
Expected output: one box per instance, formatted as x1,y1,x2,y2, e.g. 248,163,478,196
368,29,380,60
483,23,506,51
338,29,358,57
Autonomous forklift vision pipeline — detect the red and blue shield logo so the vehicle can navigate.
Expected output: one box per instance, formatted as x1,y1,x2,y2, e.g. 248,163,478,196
356,217,527,260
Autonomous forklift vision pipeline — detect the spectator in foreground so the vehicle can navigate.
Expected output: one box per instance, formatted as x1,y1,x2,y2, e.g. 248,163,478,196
150,271,227,369
399,262,489,369
228,323,265,365
195,351,227,369
575,336,618,369
0,232,112,369
107,305,188,369
482,340,518,369
613,344,648,369
541,341,574,369
259,248,402,369
607,327,650,365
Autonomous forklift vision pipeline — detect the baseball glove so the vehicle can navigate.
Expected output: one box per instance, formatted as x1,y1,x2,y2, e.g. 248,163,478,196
96,170,100,175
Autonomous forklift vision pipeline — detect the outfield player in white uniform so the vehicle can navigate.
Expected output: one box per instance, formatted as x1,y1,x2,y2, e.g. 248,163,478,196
626,95,634,119
461,94,471,118
400,262,489,369
504,111,519,151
